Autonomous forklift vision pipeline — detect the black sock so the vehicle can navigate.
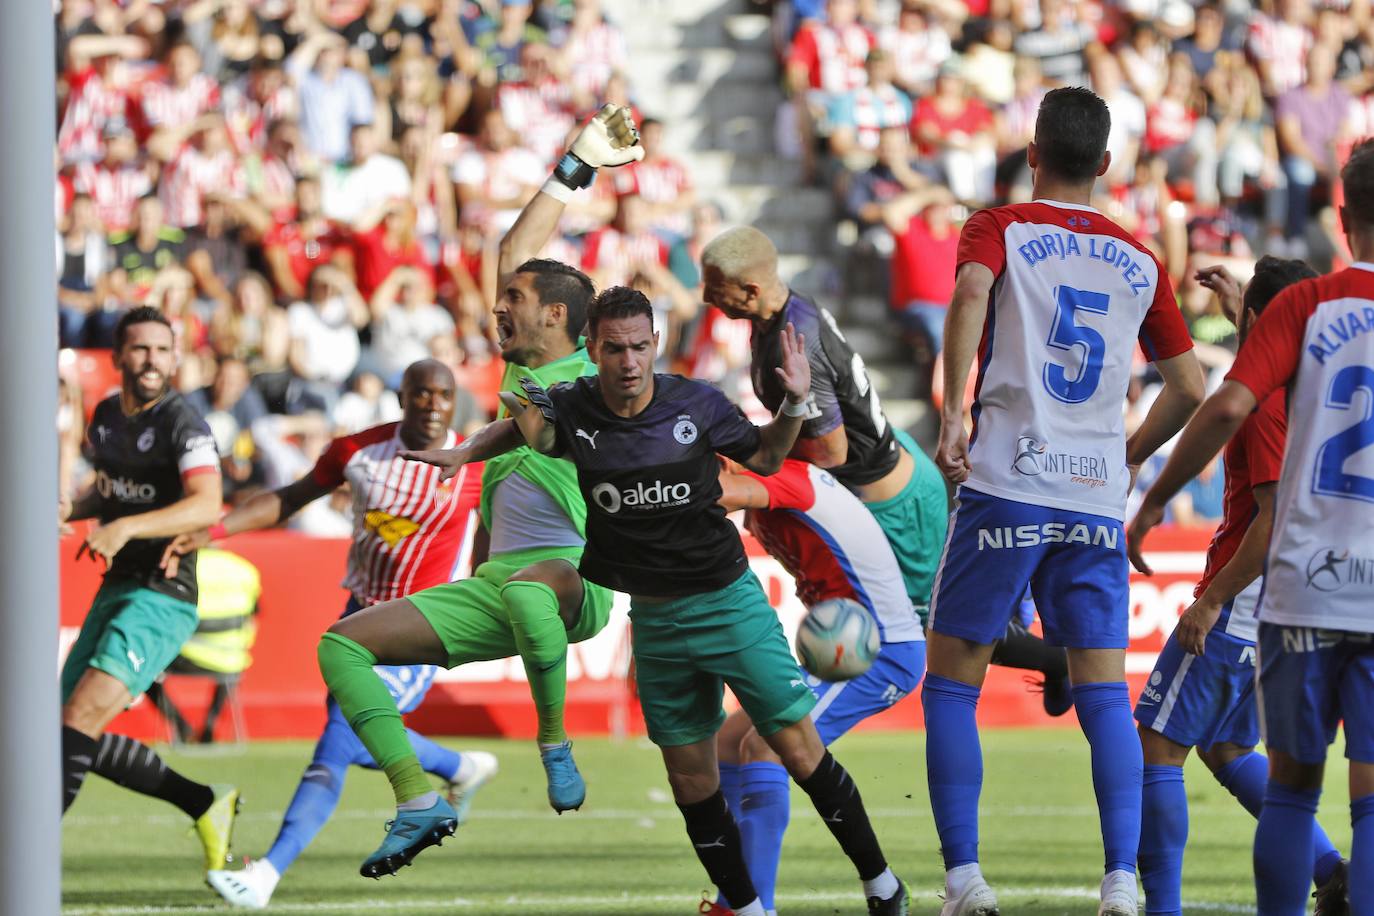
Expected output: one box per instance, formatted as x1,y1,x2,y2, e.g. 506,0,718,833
991,620,1069,679
62,726,99,814
677,789,757,909
92,733,215,819
796,751,887,882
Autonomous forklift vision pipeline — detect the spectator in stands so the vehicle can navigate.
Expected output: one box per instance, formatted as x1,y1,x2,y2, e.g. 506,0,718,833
191,0,264,81
994,54,1045,201
493,41,576,166
581,191,671,290
842,127,932,253
883,184,959,383
1117,19,1171,106
155,113,247,229
1247,0,1313,99
554,0,628,110
827,48,912,160
1173,3,1242,86
186,355,271,495
962,19,1017,106
879,0,951,99
910,56,996,203
376,52,446,147
209,272,290,376
57,194,111,349
184,195,265,309
1143,55,1219,208
1276,42,1349,254
322,123,413,225
333,370,402,434
453,107,542,237
351,199,432,300
1088,47,1145,188
73,121,154,233
785,0,875,182
287,30,375,164
613,117,696,243
107,194,184,306
1013,0,1095,87
263,177,351,302
368,266,456,387
286,265,369,413
1213,59,1286,251
59,45,141,165
473,0,546,84
140,42,222,141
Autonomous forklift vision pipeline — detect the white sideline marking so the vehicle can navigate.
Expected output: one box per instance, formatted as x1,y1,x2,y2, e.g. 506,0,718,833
62,887,1254,915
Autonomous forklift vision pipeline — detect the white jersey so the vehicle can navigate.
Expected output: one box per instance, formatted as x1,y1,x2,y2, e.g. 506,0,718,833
1228,263,1374,633
742,460,923,643
955,200,1193,520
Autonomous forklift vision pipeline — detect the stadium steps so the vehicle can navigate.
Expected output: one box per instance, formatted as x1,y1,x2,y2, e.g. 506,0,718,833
604,0,919,422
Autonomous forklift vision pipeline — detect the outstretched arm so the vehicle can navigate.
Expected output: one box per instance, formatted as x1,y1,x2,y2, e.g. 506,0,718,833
718,470,772,511
743,324,813,475
160,472,335,571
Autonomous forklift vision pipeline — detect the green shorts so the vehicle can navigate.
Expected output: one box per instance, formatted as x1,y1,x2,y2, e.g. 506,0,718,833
407,546,613,668
61,578,199,701
631,570,816,747
867,429,950,619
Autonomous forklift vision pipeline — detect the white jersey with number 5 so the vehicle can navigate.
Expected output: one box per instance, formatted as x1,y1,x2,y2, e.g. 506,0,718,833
1227,263,1374,633
955,200,1194,520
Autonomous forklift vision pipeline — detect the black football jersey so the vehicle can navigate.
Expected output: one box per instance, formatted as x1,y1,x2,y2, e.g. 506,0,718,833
85,393,219,602
546,375,761,597
750,291,899,487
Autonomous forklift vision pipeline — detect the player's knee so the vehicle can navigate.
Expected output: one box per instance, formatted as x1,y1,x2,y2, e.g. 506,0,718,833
1197,742,1253,774
507,562,583,628
740,730,782,766
1267,750,1324,792
1139,725,1190,767
666,768,719,805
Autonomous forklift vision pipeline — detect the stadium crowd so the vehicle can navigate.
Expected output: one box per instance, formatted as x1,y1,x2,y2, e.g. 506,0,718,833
53,0,1362,528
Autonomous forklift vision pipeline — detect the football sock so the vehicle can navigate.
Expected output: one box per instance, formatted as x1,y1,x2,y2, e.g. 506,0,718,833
677,789,757,910
408,727,464,782
863,866,900,901
397,790,439,812
500,580,569,747
795,751,887,882
1072,682,1142,873
265,759,345,874
945,862,983,896
1139,764,1186,916
1350,794,1374,909
990,622,1068,679
1254,782,1318,914
715,762,744,909
923,673,983,869
92,733,214,819
61,725,97,813
317,632,429,804
1214,751,1342,884
739,762,790,911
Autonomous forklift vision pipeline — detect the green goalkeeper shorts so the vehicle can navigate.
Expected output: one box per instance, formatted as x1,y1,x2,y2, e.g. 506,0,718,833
61,578,199,701
631,570,816,747
866,429,950,620
407,546,613,668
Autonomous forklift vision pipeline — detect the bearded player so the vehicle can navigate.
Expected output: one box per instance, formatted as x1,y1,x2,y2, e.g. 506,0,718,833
314,105,643,878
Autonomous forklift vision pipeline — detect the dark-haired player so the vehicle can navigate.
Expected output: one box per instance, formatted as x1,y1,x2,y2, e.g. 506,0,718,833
926,87,1205,915
1130,138,1374,915
315,105,642,878
1131,259,1349,916
406,287,911,916
59,306,239,871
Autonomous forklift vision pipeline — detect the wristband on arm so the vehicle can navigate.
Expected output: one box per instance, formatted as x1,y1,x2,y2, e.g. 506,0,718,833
781,394,821,419
551,152,596,192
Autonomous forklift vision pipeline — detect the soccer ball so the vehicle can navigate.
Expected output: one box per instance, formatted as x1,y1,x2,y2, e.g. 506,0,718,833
795,598,880,681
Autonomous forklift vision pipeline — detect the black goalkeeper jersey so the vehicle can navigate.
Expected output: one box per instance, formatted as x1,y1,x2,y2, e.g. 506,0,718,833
84,393,219,602
546,374,762,597
750,290,899,488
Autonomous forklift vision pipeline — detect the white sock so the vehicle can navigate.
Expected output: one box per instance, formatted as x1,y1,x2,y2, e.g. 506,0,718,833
733,899,766,916
946,862,983,896
863,866,899,900
539,740,568,752
397,790,439,812
449,753,475,784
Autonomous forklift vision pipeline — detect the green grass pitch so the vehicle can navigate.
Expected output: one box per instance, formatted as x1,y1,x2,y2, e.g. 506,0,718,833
62,728,1353,915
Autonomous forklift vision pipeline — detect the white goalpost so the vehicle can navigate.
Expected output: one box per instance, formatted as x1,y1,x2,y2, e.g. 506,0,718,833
0,0,62,911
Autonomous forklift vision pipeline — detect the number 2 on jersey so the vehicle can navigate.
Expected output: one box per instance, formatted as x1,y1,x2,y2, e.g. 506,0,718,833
1313,364,1374,503
1042,285,1110,404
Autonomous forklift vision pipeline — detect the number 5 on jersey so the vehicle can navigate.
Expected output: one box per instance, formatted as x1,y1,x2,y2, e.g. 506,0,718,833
1043,285,1110,404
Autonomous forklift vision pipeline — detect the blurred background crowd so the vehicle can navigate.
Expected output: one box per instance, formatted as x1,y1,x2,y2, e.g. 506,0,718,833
53,0,1364,531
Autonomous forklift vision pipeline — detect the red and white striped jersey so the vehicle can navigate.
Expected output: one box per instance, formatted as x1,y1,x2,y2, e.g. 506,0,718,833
1247,15,1312,95
159,146,246,228
613,158,694,237
581,227,668,289
495,80,575,167
73,161,152,232
311,422,484,606
562,21,627,97
1227,263,1374,633
955,200,1193,519
742,460,923,642
878,23,951,90
58,69,135,164
139,74,221,135
788,21,875,95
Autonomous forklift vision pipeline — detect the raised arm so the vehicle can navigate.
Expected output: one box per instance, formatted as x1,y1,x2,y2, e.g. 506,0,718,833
743,324,813,475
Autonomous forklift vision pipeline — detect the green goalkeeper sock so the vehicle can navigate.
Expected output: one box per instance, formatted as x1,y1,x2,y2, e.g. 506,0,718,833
500,580,569,746
317,632,431,804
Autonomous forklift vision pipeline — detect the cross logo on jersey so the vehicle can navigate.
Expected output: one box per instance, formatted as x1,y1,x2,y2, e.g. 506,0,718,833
364,510,420,547
1066,215,1090,229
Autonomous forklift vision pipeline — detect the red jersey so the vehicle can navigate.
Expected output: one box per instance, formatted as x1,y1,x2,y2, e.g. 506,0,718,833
263,218,349,293
890,214,958,308
310,423,483,605
351,224,433,299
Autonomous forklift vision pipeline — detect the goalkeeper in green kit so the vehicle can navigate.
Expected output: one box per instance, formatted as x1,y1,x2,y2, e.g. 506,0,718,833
316,106,643,878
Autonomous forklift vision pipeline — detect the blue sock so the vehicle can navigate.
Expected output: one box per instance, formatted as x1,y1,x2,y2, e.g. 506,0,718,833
1072,682,1142,873
1139,765,1186,916
922,673,983,869
1216,752,1341,884
1254,782,1319,915
1351,794,1374,911
265,760,346,874
715,762,744,908
738,762,791,912
406,727,464,782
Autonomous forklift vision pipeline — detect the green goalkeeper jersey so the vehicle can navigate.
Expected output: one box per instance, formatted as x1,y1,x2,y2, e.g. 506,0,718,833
479,345,597,544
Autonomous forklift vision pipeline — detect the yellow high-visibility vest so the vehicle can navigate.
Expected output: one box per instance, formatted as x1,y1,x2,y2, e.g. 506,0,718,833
180,548,260,676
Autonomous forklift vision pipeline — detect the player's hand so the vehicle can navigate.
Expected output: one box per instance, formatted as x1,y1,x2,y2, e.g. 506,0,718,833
1174,596,1221,656
1126,500,1164,575
400,447,467,481
775,322,811,405
570,104,645,169
160,530,210,578
77,518,134,569
935,415,971,484
1194,265,1243,329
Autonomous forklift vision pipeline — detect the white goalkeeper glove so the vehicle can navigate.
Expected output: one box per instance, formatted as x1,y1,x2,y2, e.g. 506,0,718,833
551,104,644,192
